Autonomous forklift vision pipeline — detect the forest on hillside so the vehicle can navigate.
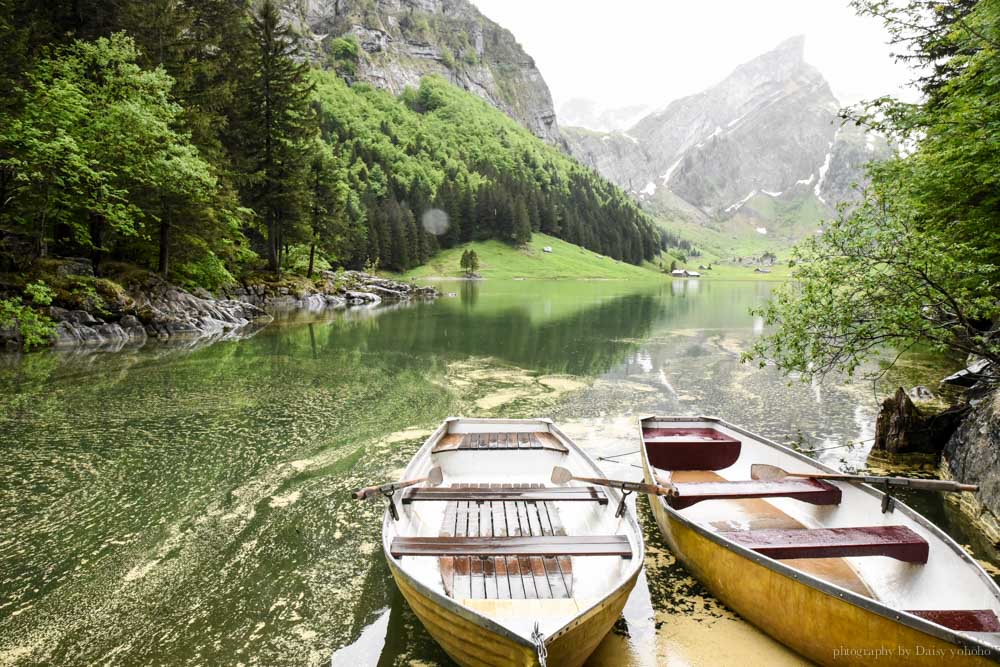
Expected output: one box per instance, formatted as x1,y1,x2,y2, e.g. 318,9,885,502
0,0,663,293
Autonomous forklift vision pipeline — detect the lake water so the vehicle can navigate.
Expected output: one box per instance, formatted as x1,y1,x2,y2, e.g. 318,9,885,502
0,279,994,666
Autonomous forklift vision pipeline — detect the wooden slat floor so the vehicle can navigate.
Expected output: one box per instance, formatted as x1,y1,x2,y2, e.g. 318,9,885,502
439,483,573,600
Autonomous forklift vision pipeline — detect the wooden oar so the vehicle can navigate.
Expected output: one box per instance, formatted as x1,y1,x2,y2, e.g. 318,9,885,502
551,466,677,497
750,463,978,493
353,466,444,500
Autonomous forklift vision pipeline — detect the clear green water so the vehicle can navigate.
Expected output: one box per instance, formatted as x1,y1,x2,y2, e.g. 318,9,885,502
0,279,993,666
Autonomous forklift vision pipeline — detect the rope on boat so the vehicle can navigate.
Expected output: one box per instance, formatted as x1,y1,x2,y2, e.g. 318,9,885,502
599,450,640,460
531,622,548,667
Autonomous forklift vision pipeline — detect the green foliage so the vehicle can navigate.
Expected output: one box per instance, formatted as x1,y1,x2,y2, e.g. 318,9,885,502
0,280,55,349
440,45,456,68
284,244,332,277
328,35,360,76
0,31,227,274
312,72,660,271
24,280,52,306
746,203,999,378
750,0,1000,379
174,250,237,292
463,49,479,66
0,0,663,302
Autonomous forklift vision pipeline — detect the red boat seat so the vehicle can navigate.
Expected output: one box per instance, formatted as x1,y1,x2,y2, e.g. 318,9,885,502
719,525,929,563
643,427,741,471
668,478,842,510
906,609,1000,632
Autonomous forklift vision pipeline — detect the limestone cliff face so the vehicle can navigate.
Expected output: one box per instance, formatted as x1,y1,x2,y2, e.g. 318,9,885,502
293,0,562,144
565,36,890,226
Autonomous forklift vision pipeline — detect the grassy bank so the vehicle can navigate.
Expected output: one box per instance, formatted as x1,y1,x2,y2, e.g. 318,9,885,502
398,234,665,280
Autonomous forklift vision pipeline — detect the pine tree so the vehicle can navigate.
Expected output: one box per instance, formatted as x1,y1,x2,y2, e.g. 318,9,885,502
232,0,315,273
512,199,531,245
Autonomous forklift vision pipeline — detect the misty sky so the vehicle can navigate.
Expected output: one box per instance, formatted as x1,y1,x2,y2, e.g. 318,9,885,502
470,0,916,113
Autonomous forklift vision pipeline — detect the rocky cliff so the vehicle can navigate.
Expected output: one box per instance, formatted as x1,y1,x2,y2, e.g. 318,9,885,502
564,36,890,233
943,389,1000,543
294,0,562,144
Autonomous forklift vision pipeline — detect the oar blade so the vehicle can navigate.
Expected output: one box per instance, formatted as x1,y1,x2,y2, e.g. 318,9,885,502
750,463,786,482
551,466,573,484
427,466,443,486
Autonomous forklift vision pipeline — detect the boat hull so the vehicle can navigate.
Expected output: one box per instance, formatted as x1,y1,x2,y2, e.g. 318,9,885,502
641,428,998,666
389,557,639,667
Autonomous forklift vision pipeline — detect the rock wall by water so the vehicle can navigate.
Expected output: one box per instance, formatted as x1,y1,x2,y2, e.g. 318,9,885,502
942,389,1000,542
5,268,439,351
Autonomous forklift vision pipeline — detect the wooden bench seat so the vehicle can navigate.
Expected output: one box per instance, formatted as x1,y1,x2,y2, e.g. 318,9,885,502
720,525,929,563
432,432,569,454
907,609,1000,632
391,535,632,558
402,486,608,505
668,478,842,510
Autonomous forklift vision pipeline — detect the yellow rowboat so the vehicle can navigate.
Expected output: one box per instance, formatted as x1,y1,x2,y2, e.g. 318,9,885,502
639,415,1000,666
379,417,644,666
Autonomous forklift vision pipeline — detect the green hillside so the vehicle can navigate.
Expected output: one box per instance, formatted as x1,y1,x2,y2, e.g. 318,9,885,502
400,234,664,280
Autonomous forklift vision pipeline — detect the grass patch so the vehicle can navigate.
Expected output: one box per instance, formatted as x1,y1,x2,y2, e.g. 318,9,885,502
398,234,666,281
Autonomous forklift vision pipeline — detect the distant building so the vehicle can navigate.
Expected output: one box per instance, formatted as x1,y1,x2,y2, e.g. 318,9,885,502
542,246,553,253
671,270,686,277
684,270,701,278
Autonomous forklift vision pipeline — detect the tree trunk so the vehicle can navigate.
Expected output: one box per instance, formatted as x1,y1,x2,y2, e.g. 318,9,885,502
266,208,279,273
872,387,968,455
307,242,316,278
158,218,170,277
89,215,103,275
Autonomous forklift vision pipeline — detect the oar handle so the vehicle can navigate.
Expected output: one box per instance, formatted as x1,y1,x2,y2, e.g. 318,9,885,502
353,476,426,501
571,474,677,497
879,478,979,493
789,472,979,493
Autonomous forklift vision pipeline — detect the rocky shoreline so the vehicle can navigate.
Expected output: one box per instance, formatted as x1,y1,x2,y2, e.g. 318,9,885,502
3,268,438,351
870,362,1000,542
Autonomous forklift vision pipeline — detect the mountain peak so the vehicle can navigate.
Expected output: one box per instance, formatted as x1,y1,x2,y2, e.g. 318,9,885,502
773,35,806,62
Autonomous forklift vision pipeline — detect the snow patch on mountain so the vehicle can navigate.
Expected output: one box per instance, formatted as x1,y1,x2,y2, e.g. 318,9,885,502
726,190,758,213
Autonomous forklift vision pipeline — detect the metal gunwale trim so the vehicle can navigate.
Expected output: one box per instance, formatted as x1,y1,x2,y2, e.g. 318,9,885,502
385,416,644,649
638,415,1000,660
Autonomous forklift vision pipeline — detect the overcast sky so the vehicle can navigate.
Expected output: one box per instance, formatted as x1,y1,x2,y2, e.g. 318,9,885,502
470,0,916,112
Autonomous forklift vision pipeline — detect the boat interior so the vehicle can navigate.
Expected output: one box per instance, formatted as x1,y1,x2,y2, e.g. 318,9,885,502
642,417,1000,645
386,418,643,638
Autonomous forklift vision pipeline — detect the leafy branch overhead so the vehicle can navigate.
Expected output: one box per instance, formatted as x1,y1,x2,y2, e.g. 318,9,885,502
746,0,1000,380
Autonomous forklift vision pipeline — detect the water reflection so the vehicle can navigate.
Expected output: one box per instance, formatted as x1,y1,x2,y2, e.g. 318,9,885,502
0,279,984,667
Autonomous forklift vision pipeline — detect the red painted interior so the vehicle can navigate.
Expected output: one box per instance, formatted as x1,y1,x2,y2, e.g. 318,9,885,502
906,609,1000,632
643,427,741,471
